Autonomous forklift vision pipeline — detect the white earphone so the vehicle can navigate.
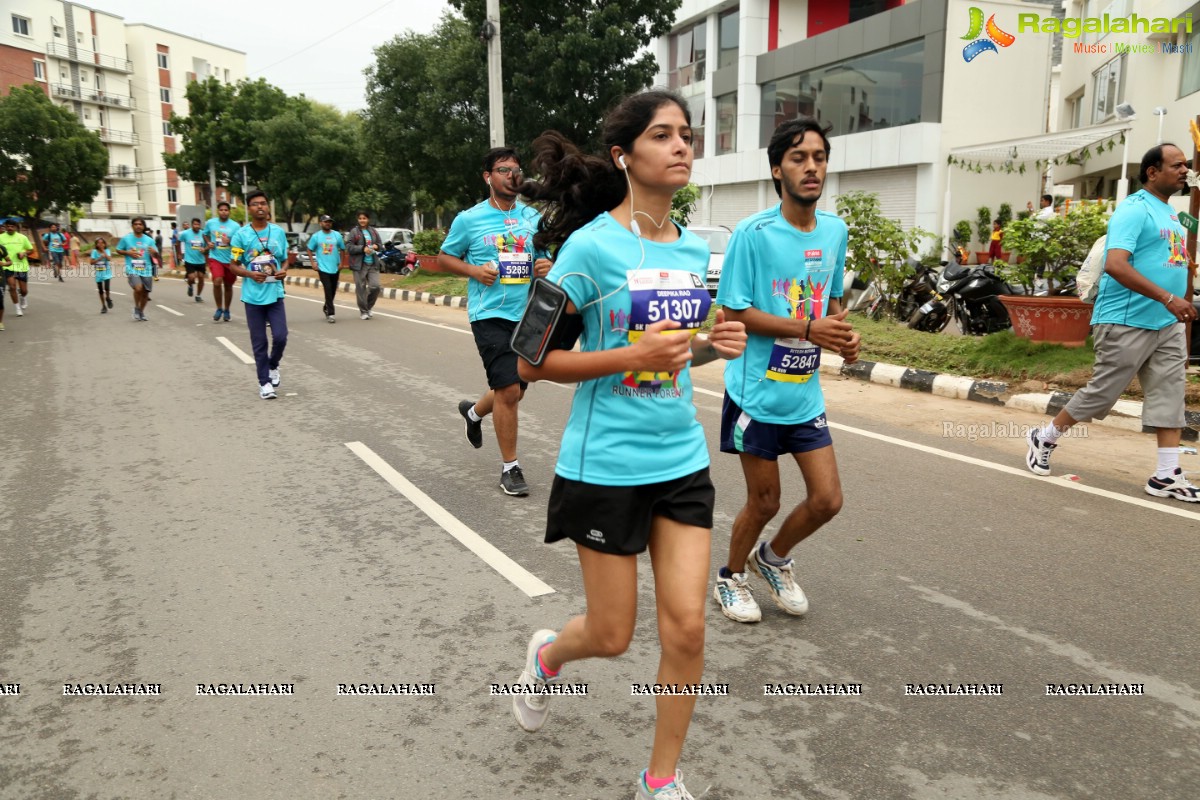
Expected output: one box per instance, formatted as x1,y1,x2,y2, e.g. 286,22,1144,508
617,154,627,170
487,177,492,186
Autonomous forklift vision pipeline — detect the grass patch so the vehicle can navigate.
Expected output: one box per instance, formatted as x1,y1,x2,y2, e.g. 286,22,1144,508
297,267,468,296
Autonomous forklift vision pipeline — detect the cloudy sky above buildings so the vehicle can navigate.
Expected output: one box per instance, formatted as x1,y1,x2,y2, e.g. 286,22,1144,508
95,0,452,112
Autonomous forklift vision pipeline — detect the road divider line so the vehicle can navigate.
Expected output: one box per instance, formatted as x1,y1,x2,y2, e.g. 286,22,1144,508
216,336,255,365
286,295,470,334
691,386,1200,521
156,304,185,317
345,441,555,598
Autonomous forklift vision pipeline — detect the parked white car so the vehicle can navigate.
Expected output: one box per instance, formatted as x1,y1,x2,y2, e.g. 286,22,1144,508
687,225,732,296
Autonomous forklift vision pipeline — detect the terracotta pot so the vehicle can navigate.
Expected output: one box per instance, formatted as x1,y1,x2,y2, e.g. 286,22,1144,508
998,295,1093,347
975,252,991,265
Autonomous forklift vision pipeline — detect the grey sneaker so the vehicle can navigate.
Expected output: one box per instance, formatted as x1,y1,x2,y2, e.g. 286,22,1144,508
512,629,558,732
748,543,809,616
259,382,277,400
500,466,529,497
459,400,483,449
634,770,702,799
1025,428,1056,476
269,368,281,387
712,572,762,623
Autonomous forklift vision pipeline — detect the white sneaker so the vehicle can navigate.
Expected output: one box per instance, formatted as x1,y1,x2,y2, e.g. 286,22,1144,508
634,770,702,800
15,305,22,316
1025,429,1056,476
1145,468,1200,502
512,629,558,732
360,312,369,320
268,368,280,387
712,572,762,623
748,543,809,616
259,382,277,400
20,296,27,309
367,311,373,318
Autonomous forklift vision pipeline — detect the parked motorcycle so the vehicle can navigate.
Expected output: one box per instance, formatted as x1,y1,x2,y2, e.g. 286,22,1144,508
379,241,415,275
863,258,942,323
908,261,1016,335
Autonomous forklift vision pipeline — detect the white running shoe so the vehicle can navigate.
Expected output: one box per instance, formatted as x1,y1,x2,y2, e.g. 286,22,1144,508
15,305,22,316
512,629,558,733
260,382,277,400
1025,429,1056,476
712,572,762,623
634,770,703,799
269,368,280,387
1145,468,1200,503
748,544,809,616
20,296,27,309
360,313,369,320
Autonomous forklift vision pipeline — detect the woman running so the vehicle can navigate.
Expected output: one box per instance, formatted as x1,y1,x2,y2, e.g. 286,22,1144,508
509,90,747,800
90,237,114,313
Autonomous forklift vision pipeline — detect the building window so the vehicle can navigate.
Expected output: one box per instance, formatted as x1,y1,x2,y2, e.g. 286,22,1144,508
162,121,173,136
1181,28,1200,97
224,68,230,83
33,60,45,81
12,15,31,36
53,24,63,38
160,87,171,103
83,108,91,120
760,39,925,144
716,92,737,154
687,94,706,157
104,185,113,200
75,30,83,44
167,188,178,203
668,21,707,89
1067,92,1084,128
80,71,89,83
157,52,169,69
1092,56,1125,122
718,9,739,70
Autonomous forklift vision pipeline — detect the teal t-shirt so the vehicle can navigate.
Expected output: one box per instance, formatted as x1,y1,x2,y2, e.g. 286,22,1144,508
44,232,66,253
1093,190,1189,330
546,212,712,486
91,248,113,282
307,230,346,274
717,204,846,425
230,223,287,305
441,199,545,323
203,218,241,264
116,233,158,277
178,229,208,265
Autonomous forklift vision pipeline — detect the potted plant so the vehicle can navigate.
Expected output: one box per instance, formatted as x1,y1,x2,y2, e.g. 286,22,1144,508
974,206,992,265
997,203,1108,346
411,228,447,272
952,220,972,263
994,203,1013,262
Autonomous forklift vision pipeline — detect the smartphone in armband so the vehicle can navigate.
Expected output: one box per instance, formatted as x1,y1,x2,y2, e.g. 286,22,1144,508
511,278,569,366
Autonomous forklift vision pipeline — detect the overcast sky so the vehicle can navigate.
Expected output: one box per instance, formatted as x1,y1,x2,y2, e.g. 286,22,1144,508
94,0,452,112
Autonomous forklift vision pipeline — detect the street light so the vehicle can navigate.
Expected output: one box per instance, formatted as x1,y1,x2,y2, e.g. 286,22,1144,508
1114,105,1136,204
232,158,255,195
1153,106,1168,144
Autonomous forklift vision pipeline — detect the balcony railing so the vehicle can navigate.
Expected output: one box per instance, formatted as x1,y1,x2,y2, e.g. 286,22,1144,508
105,165,141,181
45,41,133,73
96,128,138,145
90,200,145,215
51,84,136,109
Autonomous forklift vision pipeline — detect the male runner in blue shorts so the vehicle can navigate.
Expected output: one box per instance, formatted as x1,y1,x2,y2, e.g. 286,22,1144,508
712,117,861,623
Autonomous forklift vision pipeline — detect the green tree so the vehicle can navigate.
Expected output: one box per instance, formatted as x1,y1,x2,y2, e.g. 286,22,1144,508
165,77,289,204
253,98,365,229
366,0,680,209
0,85,107,226
671,183,700,226
836,190,929,317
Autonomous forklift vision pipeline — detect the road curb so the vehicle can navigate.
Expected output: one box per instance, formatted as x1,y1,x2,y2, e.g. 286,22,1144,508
167,268,1197,442
824,354,1200,442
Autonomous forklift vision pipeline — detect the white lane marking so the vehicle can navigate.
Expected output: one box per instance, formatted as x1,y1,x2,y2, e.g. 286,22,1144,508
903,578,1200,725
110,291,127,296
691,385,1200,521
216,336,254,364
345,441,554,599
156,304,185,317
286,294,470,335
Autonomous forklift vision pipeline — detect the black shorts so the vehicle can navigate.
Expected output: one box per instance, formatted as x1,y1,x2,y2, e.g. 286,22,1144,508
471,317,527,390
4,270,28,283
545,468,715,555
185,263,207,275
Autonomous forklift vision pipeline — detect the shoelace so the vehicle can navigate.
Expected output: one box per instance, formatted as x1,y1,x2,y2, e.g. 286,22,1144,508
650,772,710,800
720,578,754,607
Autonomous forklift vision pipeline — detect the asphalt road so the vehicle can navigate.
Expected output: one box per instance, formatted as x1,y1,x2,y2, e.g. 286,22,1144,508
1,274,1197,800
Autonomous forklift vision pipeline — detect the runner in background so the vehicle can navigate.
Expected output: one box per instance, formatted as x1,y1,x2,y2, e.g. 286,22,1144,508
204,201,240,322
306,215,345,322
90,237,114,314
178,217,208,303
0,219,35,316
115,217,159,321
42,222,66,282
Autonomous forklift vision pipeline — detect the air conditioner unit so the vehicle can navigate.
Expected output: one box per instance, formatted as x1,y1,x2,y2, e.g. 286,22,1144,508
118,165,130,178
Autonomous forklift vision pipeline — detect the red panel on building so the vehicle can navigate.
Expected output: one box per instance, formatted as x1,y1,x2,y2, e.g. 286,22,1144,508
808,0,850,38
0,45,48,96
768,0,779,50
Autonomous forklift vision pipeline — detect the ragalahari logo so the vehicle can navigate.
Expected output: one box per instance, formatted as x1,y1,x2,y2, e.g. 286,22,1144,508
962,7,1015,62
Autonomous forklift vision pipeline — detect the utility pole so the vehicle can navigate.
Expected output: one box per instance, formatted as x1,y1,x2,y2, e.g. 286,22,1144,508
484,0,505,147
208,157,218,214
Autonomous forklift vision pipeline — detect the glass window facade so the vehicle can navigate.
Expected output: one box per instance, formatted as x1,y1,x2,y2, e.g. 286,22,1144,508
716,92,737,154
760,39,924,146
669,21,707,89
687,93,706,157
1091,56,1125,122
1181,26,1200,97
718,9,739,70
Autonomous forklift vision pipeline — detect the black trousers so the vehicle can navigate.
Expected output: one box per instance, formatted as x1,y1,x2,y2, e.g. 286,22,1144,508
318,270,339,317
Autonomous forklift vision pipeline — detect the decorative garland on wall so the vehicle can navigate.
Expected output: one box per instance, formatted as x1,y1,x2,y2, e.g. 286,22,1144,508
946,132,1126,174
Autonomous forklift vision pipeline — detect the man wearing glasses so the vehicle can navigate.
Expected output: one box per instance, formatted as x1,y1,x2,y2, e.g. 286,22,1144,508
440,148,551,497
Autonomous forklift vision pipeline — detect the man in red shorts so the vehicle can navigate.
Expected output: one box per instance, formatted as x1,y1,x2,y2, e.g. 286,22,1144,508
203,201,241,322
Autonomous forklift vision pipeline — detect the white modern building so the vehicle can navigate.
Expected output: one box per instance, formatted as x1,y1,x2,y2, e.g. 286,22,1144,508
1,2,243,230
654,0,1059,249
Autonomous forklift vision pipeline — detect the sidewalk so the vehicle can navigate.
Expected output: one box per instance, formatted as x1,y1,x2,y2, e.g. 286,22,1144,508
167,269,1200,443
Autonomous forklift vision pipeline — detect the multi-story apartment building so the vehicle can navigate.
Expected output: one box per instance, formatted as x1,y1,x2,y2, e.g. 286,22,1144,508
1051,0,1199,211
654,0,1060,244
1,2,243,230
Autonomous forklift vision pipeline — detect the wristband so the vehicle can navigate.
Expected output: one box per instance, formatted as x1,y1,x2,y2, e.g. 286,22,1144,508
1164,294,1175,306
804,319,813,340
